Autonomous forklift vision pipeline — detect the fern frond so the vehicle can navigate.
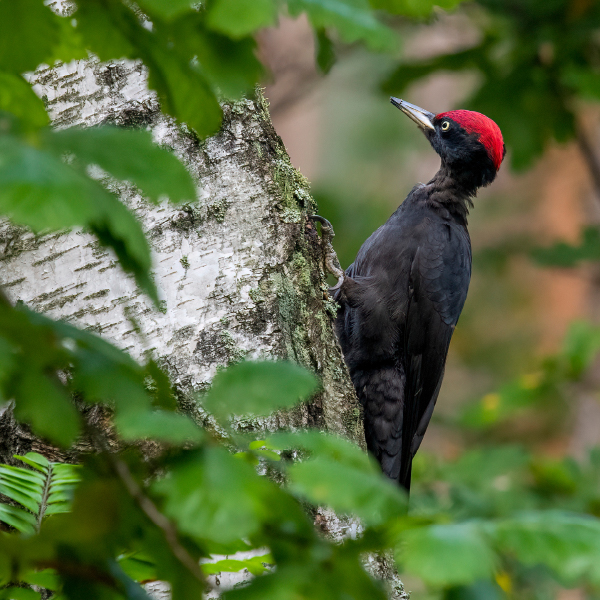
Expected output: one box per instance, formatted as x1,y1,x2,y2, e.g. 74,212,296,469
0,452,80,533
0,503,36,534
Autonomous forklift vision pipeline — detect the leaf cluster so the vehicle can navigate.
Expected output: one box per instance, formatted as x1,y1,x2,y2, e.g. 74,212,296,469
407,441,600,598
0,354,402,600
457,320,600,434
5,343,600,599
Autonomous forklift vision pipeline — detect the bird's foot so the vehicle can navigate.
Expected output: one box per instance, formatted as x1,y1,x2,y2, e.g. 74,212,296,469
309,215,345,292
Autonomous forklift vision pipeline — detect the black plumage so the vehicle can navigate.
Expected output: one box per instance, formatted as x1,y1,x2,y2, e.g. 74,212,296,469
334,98,505,492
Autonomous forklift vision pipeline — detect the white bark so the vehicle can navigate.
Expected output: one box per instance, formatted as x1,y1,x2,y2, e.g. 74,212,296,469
1,57,360,440
0,55,406,599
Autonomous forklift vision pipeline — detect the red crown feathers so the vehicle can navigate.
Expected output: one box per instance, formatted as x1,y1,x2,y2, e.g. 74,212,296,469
436,110,505,171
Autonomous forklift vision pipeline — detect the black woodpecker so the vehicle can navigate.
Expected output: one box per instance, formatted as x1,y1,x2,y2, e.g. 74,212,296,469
333,98,505,492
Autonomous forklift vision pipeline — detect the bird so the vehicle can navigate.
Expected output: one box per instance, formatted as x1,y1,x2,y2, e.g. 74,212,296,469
332,98,505,492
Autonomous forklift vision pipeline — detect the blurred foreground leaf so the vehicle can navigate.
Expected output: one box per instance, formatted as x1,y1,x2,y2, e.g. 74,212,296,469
270,431,407,524
370,0,463,18
399,522,496,586
288,0,397,51
493,512,600,586
203,360,318,424
206,0,277,38
153,447,277,544
0,132,157,301
0,75,49,131
532,227,600,268
44,127,196,204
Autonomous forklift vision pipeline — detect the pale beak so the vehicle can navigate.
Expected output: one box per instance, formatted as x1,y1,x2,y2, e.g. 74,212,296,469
390,97,435,131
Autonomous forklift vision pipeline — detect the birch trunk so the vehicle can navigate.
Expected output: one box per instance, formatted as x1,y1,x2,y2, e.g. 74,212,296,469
0,55,407,599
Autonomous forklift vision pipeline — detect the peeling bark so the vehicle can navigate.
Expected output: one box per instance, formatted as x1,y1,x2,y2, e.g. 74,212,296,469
0,56,406,599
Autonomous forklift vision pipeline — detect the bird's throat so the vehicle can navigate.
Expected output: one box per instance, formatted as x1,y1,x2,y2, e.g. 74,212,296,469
425,165,480,222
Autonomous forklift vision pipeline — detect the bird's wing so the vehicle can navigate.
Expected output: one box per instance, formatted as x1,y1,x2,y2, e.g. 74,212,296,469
399,221,471,488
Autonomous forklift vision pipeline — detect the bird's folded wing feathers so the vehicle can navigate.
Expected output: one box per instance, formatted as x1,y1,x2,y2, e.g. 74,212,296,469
399,223,471,487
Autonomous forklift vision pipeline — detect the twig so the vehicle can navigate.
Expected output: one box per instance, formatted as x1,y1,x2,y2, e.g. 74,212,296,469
87,425,205,585
109,455,205,583
577,126,600,202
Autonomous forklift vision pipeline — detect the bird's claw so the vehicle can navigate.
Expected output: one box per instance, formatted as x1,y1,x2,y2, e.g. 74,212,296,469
328,277,344,293
309,215,345,295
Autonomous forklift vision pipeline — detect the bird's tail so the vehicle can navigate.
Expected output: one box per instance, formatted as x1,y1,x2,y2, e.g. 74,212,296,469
353,365,411,491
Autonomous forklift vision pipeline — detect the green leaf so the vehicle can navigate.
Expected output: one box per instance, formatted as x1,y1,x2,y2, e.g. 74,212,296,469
44,504,72,516
118,553,158,584
445,581,504,600
15,453,50,473
0,73,49,131
253,449,281,461
152,447,277,544
21,569,60,592
136,0,196,20
0,455,79,530
288,0,397,52
288,457,406,524
0,0,60,73
12,371,80,447
168,23,264,99
226,552,387,600
316,29,336,74
203,361,318,423
74,0,223,138
532,227,600,268
369,0,463,18
268,430,375,470
145,360,177,411
0,336,17,393
202,554,273,576
206,0,277,38
143,42,223,139
0,588,41,600
0,134,157,302
43,127,196,204
74,1,135,61
115,410,204,444
0,504,36,534
493,511,600,585
0,480,41,513
0,465,45,486
271,431,406,524
399,522,496,586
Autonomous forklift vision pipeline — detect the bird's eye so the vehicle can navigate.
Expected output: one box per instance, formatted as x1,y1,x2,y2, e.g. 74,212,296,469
441,121,450,131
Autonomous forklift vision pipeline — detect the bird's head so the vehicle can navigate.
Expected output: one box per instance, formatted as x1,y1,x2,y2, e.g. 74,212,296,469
391,97,505,189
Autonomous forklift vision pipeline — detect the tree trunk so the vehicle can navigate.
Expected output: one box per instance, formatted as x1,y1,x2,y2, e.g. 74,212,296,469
0,56,407,599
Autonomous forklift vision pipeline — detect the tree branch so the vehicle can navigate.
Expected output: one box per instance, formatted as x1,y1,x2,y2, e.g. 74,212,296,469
577,126,600,202
88,425,205,586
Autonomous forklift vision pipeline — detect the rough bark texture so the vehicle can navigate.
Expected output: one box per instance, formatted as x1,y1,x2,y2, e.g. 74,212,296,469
0,55,406,599
0,57,361,451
